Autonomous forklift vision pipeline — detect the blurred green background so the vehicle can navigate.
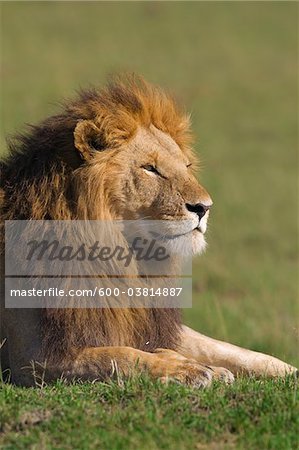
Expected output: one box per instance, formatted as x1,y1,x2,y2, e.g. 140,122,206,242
1,2,298,366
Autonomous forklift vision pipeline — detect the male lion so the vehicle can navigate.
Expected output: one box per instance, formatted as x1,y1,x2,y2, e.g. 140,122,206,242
0,75,297,387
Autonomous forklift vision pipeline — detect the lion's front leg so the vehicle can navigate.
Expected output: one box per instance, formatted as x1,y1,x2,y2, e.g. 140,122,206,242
178,325,297,378
47,346,233,388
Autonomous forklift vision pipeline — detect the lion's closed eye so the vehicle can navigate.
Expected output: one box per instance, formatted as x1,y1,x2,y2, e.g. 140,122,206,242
141,164,161,176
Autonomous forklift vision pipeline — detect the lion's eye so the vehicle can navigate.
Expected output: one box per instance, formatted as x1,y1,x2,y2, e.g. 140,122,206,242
142,165,160,176
187,163,192,168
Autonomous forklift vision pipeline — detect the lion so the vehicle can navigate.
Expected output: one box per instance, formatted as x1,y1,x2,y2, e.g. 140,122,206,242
0,75,297,387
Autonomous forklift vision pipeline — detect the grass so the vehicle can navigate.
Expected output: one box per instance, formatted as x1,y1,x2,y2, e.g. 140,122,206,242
1,2,298,449
1,376,298,450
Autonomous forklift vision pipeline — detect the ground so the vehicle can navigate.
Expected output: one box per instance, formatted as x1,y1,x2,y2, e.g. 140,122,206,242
0,2,298,449
1,377,298,450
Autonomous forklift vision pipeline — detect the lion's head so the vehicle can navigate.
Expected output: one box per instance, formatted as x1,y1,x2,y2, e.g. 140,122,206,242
2,75,212,255
72,76,212,256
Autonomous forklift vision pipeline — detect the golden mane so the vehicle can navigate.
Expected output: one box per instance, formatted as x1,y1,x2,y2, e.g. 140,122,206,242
70,74,193,154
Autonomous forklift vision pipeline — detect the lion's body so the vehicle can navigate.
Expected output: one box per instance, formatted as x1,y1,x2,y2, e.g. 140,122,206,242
1,76,296,386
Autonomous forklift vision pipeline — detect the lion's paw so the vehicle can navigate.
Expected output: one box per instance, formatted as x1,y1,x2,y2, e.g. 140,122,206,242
157,363,213,388
207,366,235,384
152,349,235,388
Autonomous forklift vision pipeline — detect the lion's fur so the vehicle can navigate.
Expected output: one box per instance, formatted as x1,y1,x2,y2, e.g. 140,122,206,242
0,75,195,365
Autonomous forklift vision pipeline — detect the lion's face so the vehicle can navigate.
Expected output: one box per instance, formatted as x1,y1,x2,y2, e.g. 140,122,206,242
91,125,212,255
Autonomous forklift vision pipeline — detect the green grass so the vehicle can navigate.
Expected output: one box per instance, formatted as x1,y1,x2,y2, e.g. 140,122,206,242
1,2,298,449
1,376,298,450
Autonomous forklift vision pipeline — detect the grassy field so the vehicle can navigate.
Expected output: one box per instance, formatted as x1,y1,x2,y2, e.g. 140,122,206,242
1,376,298,450
1,2,298,449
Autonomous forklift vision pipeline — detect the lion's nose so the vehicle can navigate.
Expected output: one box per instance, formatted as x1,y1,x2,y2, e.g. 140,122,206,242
186,203,211,221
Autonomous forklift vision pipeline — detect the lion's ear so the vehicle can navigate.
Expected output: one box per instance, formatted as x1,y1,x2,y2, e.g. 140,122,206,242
74,120,106,161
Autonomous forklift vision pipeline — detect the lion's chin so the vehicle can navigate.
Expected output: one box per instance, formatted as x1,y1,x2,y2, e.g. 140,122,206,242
192,229,207,255
165,229,207,257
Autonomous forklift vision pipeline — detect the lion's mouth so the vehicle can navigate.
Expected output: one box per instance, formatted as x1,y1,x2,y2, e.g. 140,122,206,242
150,226,203,241
149,230,188,240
